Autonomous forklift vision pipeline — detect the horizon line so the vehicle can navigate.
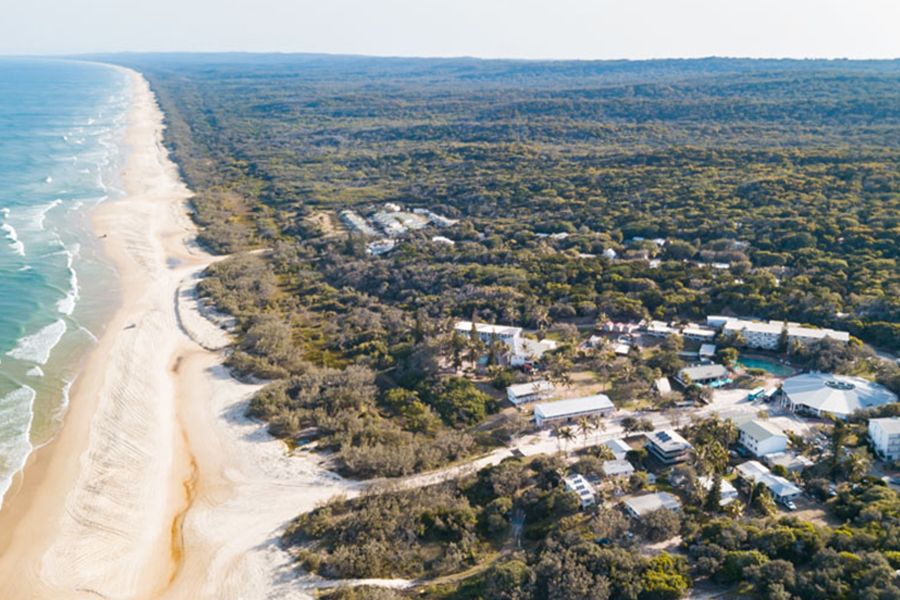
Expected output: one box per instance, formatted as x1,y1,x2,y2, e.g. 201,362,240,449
2,50,900,63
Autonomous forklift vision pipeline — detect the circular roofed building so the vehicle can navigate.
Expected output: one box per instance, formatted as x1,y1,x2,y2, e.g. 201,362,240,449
782,373,898,420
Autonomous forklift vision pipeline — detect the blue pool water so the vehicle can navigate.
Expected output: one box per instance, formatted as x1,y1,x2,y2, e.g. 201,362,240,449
737,356,795,377
0,58,129,506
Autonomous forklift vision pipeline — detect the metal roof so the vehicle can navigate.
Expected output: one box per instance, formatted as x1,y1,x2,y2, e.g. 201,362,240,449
783,373,897,418
738,419,786,443
534,395,614,419
624,492,681,516
506,380,554,398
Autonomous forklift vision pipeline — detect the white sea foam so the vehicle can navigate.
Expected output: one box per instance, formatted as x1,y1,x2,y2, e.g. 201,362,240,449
57,243,80,316
7,319,67,365
33,199,62,231
44,176,53,184
1,219,25,256
0,385,36,509
26,366,44,377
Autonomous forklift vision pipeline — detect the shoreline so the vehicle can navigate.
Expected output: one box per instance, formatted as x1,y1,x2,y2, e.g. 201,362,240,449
0,65,354,599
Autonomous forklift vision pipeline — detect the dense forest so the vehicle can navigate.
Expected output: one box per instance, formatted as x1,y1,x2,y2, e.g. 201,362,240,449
101,54,900,598
102,53,900,477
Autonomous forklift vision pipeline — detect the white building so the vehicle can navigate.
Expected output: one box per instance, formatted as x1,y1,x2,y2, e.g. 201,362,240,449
455,321,522,348
738,419,789,458
763,452,814,473
654,377,672,395
869,418,900,462
699,344,717,359
698,476,738,506
454,321,557,367
563,474,596,509
646,429,693,464
339,209,380,237
366,239,396,256
683,325,718,342
722,319,784,350
602,459,635,478
506,380,555,406
675,364,729,387
534,395,615,427
735,460,802,503
645,320,678,338
509,336,559,367
604,438,632,460
623,492,682,518
782,373,898,420
715,317,849,350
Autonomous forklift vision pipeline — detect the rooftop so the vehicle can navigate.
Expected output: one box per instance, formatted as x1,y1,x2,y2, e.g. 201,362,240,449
736,460,802,498
604,438,632,458
738,419,786,442
602,459,635,477
506,380,554,398
678,364,728,381
783,373,898,418
870,417,900,435
723,319,783,335
646,429,692,453
624,492,682,517
454,320,522,337
534,395,615,420
699,343,717,357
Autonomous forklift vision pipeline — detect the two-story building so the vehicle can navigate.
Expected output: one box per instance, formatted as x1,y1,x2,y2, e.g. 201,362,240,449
738,419,788,458
869,417,900,462
645,429,693,464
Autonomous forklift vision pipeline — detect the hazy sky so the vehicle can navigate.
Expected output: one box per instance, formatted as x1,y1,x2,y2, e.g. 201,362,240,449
3,0,900,59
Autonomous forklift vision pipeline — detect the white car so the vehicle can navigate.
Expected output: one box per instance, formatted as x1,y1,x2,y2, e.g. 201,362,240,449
782,500,797,511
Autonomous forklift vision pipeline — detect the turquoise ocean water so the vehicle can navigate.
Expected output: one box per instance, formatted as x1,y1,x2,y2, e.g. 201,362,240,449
0,59,129,506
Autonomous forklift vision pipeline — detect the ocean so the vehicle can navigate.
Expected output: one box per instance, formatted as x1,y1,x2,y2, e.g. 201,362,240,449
0,59,129,506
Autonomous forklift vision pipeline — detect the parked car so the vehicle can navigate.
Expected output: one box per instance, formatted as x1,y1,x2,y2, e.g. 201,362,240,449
781,499,797,511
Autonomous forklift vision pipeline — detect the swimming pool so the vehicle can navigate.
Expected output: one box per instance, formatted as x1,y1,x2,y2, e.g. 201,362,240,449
737,356,794,377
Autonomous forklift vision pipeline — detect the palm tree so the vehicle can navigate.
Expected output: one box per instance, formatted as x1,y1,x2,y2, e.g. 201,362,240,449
577,417,594,448
558,426,576,456
590,414,607,444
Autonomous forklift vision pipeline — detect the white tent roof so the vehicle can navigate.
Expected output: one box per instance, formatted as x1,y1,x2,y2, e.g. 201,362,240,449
783,373,897,418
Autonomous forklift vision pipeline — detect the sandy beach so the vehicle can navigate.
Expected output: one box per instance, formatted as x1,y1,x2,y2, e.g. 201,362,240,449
0,67,352,599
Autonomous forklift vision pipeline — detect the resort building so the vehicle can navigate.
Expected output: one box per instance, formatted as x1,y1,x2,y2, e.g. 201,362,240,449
763,452,814,473
604,438,632,460
699,343,717,359
601,459,635,478
782,373,898,420
654,377,672,395
623,492,682,518
645,429,693,464
454,321,558,367
786,324,850,347
366,239,396,256
682,324,718,342
644,320,679,338
698,476,738,506
738,419,789,458
563,473,596,509
675,364,729,387
509,336,558,367
714,317,849,350
722,319,783,350
533,395,615,427
869,418,900,462
506,380,555,406
455,320,522,348
735,460,802,503
339,209,380,237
